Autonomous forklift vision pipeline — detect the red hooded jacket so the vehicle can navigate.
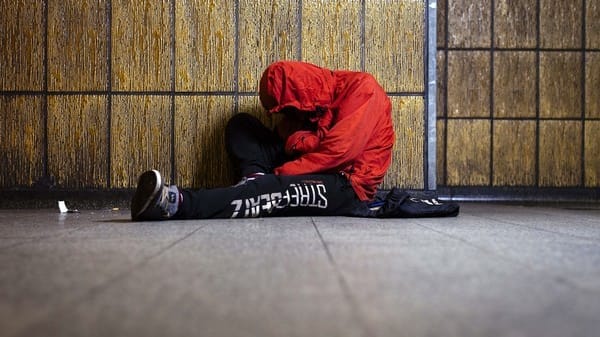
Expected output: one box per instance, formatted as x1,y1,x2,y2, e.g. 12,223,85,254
259,61,395,201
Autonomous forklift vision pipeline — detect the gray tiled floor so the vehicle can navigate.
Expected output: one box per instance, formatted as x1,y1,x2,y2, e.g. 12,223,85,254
0,204,599,337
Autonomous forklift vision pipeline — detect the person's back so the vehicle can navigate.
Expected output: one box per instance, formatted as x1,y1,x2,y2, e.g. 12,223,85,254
259,61,395,201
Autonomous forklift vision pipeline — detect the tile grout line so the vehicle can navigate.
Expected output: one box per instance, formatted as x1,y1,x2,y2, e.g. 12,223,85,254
412,220,598,294
310,218,373,337
16,223,209,336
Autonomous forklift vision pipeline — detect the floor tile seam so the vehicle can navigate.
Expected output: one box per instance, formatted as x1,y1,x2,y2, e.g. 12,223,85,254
414,222,599,295
310,217,373,337
13,223,209,337
468,213,600,244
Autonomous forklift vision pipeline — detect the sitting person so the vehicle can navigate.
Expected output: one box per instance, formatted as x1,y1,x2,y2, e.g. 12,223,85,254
130,61,458,220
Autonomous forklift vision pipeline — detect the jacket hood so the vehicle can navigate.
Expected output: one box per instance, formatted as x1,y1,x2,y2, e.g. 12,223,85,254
259,61,336,114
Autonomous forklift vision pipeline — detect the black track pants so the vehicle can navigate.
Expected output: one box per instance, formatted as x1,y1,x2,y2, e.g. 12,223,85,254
174,113,368,219
176,173,366,219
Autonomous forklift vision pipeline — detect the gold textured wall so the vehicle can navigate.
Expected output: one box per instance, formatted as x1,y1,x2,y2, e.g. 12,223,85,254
438,0,600,191
0,0,427,191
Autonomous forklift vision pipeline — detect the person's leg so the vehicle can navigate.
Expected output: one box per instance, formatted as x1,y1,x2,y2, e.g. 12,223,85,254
175,173,366,219
225,113,287,177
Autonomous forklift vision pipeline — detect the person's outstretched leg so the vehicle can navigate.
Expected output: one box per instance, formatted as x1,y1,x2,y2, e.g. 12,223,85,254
225,113,287,177
176,173,365,219
129,168,366,220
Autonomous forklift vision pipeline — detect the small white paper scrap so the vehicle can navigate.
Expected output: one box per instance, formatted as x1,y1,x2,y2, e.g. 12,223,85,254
58,201,69,213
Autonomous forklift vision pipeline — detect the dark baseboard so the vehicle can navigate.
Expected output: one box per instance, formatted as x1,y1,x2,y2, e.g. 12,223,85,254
0,189,134,210
0,186,598,210
436,186,599,204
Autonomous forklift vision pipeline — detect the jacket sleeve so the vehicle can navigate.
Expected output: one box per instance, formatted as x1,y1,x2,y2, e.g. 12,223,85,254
274,90,385,175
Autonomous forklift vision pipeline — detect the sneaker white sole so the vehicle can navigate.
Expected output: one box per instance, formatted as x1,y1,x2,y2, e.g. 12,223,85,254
131,170,163,220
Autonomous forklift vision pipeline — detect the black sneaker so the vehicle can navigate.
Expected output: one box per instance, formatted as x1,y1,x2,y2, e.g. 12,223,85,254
131,170,180,221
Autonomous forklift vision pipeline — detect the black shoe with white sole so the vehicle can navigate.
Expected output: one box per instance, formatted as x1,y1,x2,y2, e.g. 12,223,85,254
131,170,180,221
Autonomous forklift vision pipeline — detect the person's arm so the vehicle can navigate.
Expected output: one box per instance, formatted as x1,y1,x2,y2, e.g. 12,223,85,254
274,94,380,175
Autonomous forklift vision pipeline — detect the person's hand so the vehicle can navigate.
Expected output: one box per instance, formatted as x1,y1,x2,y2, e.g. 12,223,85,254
285,130,320,155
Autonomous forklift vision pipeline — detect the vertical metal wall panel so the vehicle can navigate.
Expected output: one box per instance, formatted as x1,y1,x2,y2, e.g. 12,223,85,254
238,1,300,92
539,52,582,119
446,119,491,186
448,0,491,48
176,0,235,92
302,0,361,70
365,0,424,92
586,52,600,118
175,96,235,188
588,0,600,49
382,97,424,190
493,121,536,186
0,0,45,91
494,0,537,48
110,95,172,188
493,51,536,118
112,0,172,91
539,121,582,187
436,120,446,186
48,0,108,91
447,51,490,117
540,0,582,49
585,121,600,187
48,96,108,188
0,96,44,187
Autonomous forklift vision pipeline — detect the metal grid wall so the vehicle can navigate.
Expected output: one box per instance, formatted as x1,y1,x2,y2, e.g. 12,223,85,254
437,0,599,201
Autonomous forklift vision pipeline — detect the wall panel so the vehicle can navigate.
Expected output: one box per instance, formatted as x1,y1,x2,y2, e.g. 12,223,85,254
446,119,490,186
494,0,537,48
0,96,44,187
540,0,582,49
437,0,446,48
586,52,600,118
448,0,491,48
365,0,424,92
112,0,172,91
436,120,446,186
588,0,600,49
48,96,108,188
539,52,582,119
176,0,235,92
447,51,490,117
383,97,424,190
493,51,536,118
585,121,600,187
238,1,299,92
437,51,446,117
0,0,45,91
48,0,108,91
175,96,235,188
302,0,361,70
111,95,172,188
539,121,582,187
493,121,536,186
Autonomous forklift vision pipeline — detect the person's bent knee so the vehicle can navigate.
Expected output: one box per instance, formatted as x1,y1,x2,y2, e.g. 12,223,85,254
226,112,257,131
